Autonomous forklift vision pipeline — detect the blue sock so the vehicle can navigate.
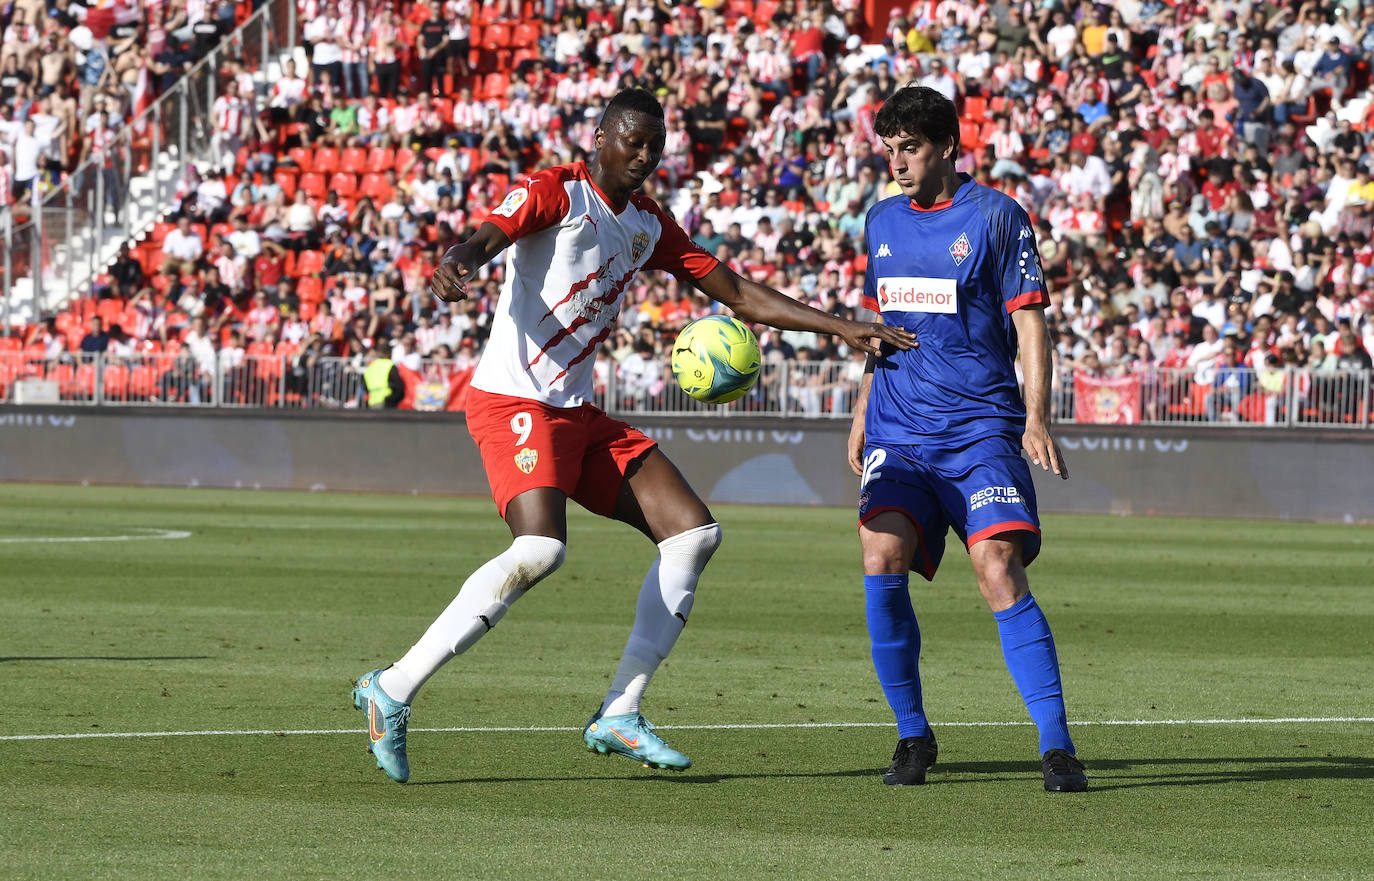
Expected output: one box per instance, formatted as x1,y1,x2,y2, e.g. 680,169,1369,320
864,574,930,739
994,593,1075,755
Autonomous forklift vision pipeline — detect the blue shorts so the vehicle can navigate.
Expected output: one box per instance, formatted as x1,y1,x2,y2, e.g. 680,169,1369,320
857,434,1041,581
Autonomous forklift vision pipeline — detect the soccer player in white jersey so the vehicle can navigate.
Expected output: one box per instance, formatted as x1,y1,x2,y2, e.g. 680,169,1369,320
352,88,915,783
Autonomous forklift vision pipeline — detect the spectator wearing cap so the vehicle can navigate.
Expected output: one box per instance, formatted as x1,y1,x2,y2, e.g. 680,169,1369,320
1310,35,1353,109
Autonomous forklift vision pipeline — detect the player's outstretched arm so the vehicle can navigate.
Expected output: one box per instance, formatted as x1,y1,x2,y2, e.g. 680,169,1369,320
847,355,877,476
1012,305,1069,480
695,264,915,356
429,222,513,303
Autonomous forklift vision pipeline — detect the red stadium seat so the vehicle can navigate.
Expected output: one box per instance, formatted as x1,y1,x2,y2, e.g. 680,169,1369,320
298,173,327,198
287,146,313,172
511,22,540,48
97,298,127,326
127,364,157,399
296,276,324,303
485,22,512,48
313,147,341,175
294,251,325,278
367,147,395,173
963,96,988,122
361,173,393,202
102,364,130,400
341,147,369,174
959,120,982,153
274,170,298,198
329,172,358,198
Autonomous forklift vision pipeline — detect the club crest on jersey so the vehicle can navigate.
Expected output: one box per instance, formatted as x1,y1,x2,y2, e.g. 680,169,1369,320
632,231,650,262
493,187,529,218
514,447,539,474
948,232,973,265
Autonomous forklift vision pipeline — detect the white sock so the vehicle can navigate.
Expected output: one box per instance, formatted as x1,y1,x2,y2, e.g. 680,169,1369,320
600,523,722,717
379,535,565,704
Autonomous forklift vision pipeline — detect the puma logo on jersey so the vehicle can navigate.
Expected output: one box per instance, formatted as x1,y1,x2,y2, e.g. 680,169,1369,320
582,213,600,234
876,243,892,257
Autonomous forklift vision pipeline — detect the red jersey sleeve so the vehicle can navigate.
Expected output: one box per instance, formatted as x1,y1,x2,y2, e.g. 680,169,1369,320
481,168,572,242
637,196,720,280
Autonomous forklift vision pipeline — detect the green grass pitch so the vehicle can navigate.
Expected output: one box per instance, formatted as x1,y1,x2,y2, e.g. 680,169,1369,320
2,484,1372,880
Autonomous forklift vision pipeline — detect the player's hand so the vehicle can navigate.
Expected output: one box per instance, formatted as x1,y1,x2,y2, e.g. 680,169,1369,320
1023,420,1068,479
429,255,471,303
839,321,916,356
847,421,866,477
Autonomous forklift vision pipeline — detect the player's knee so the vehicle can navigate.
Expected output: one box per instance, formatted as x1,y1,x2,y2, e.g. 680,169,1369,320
862,546,909,575
656,523,721,622
502,534,566,589
658,522,722,573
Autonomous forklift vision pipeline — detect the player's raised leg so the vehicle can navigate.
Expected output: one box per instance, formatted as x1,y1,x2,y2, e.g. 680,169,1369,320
969,533,1087,792
583,449,720,770
355,489,568,783
860,510,939,785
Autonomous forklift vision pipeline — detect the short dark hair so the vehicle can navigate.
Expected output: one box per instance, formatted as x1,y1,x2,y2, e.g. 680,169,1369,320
601,87,665,128
873,86,959,159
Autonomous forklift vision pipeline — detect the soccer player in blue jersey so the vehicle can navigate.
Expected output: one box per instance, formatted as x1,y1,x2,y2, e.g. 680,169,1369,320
849,86,1088,792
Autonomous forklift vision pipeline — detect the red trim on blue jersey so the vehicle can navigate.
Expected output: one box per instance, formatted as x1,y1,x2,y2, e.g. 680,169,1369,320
859,505,937,582
965,520,1041,548
862,295,880,313
909,197,955,212
1005,290,1049,314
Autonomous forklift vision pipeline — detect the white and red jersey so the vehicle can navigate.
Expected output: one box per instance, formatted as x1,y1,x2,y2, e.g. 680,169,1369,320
472,162,719,407
213,94,246,136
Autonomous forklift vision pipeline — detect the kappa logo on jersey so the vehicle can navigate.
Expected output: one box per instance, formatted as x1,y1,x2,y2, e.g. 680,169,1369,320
514,447,539,474
948,232,973,265
1018,227,1032,240
876,243,893,257
493,187,529,218
632,231,649,262
876,277,958,314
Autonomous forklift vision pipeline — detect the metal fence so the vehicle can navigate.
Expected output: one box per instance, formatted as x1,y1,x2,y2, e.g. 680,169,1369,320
1,355,1369,429
0,0,295,328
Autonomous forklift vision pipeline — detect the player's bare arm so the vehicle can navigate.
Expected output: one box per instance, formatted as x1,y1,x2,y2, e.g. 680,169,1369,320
847,355,877,476
429,222,512,303
1012,305,1068,479
696,264,916,357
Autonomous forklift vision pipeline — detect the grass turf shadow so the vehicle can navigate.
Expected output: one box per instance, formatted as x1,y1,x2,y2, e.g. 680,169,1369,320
407,756,1374,789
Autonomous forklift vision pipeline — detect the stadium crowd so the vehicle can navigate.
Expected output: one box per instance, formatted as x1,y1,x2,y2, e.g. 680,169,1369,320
0,0,261,213
3,0,1374,420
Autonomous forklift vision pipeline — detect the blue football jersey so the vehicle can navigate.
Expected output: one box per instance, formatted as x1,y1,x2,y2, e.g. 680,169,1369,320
862,174,1049,448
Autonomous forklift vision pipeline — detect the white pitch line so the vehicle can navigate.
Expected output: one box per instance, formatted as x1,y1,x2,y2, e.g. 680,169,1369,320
3,717,1372,742
0,528,191,544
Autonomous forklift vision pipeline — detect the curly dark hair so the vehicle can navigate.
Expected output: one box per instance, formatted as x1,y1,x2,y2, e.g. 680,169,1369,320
601,87,665,128
873,85,959,160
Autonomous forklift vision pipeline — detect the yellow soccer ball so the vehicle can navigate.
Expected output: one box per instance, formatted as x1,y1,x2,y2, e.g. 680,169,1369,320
671,315,762,404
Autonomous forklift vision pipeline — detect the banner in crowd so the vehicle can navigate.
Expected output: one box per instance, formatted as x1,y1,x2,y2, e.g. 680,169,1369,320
397,366,474,412
1074,374,1142,425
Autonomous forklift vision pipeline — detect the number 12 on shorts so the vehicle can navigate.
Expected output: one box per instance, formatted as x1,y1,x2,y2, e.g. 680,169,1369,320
861,448,886,488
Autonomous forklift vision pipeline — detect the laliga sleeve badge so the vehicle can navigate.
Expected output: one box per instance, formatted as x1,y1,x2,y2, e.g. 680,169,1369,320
514,447,540,474
493,187,529,218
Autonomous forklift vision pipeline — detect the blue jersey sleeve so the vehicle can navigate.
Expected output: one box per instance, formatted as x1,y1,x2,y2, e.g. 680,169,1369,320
997,203,1050,314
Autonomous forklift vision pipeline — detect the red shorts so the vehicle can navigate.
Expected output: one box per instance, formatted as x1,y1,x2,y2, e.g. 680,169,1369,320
466,387,658,518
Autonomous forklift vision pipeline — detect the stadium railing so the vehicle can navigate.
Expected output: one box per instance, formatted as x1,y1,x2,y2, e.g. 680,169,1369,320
0,0,296,326
1,354,1369,429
